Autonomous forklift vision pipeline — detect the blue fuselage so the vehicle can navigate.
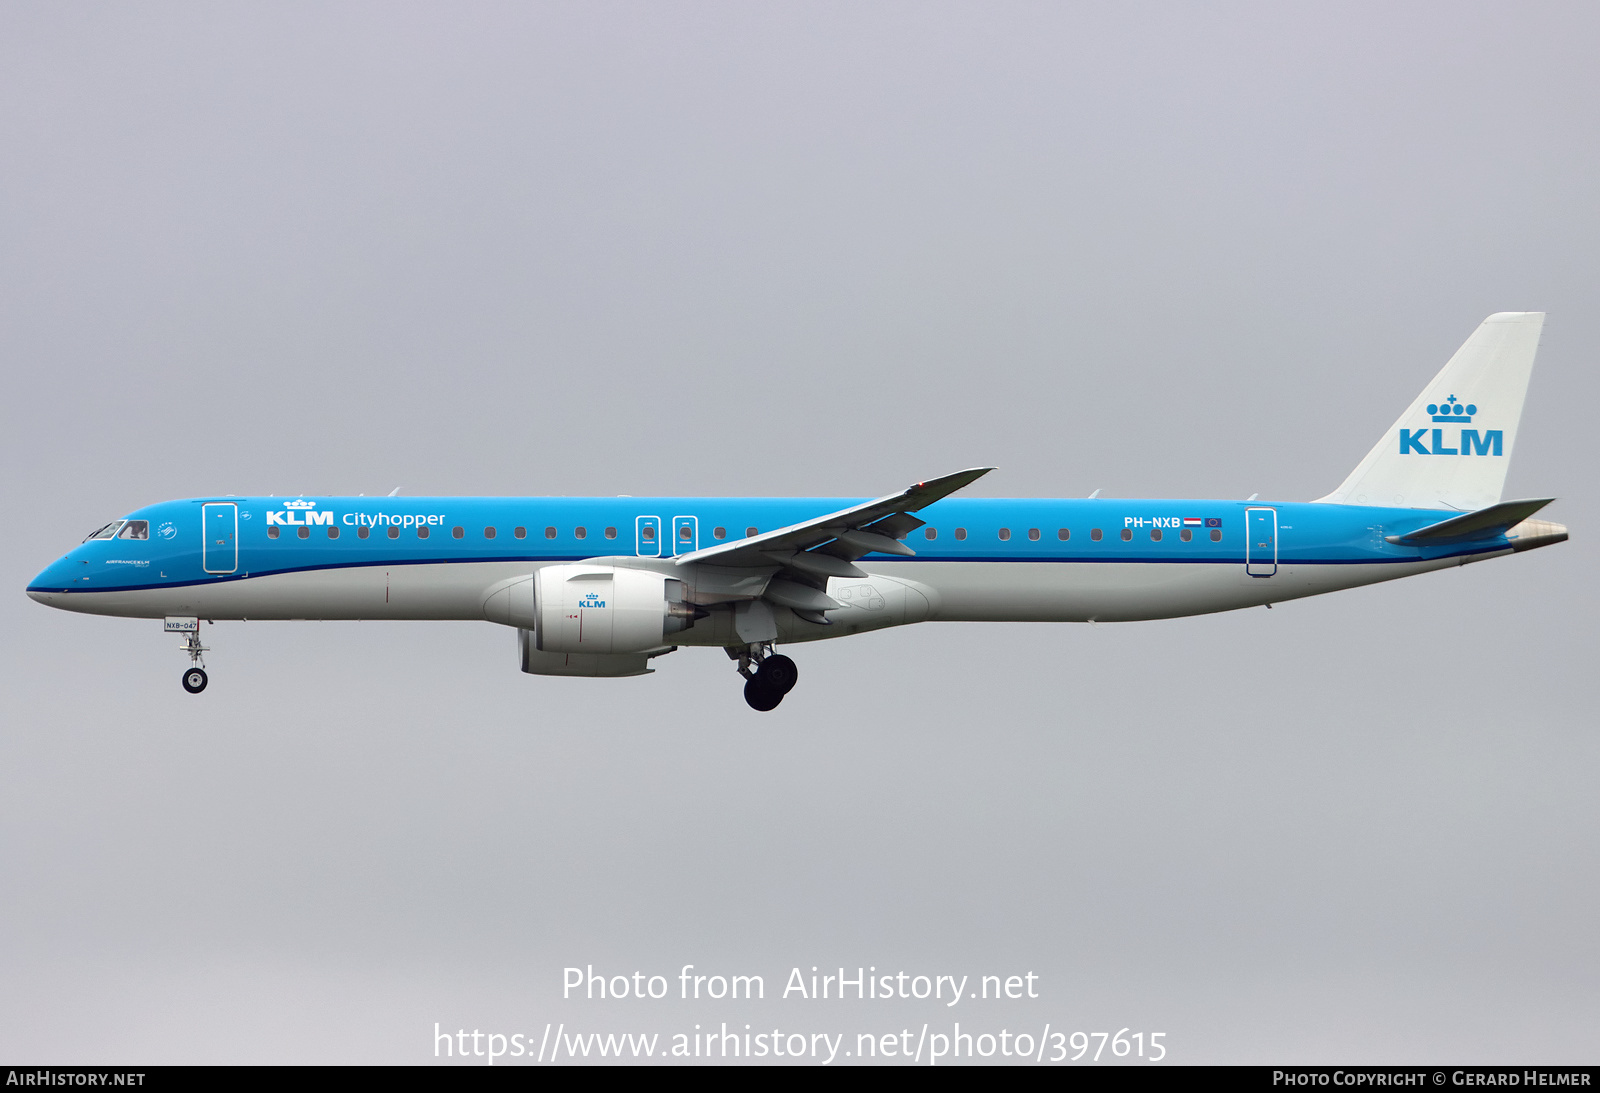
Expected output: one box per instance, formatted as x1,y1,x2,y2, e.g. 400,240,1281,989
31,494,1510,603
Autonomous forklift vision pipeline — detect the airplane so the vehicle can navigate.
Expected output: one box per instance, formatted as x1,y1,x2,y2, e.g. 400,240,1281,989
27,312,1567,711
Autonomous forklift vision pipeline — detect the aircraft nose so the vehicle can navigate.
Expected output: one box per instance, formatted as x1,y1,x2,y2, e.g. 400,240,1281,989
27,555,79,600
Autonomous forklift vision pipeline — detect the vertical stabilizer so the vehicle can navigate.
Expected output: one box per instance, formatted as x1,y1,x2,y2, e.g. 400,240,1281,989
1314,312,1544,510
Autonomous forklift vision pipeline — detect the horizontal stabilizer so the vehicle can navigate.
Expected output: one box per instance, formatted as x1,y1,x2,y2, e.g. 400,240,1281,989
1385,497,1554,544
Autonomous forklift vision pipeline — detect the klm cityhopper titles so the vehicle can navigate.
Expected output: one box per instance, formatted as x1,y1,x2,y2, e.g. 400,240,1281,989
28,313,1567,711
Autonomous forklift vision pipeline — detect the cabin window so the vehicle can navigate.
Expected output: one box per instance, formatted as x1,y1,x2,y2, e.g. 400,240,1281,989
267,526,280,539
998,528,1011,541
452,526,464,539
358,526,370,539
576,527,587,539
679,525,692,541
1210,528,1223,542
955,528,967,541
1120,528,1132,541
1180,528,1192,542
298,526,310,539
605,527,617,539
925,528,937,540
388,526,400,539
118,520,149,540
327,526,339,539
746,527,758,537
1151,528,1162,542
1090,528,1102,541
84,521,123,542
642,526,655,541
1058,528,1070,540
713,526,726,539
1028,528,1040,541
417,526,429,539
514,527,526,539
484,527,496,539
545,527,557,539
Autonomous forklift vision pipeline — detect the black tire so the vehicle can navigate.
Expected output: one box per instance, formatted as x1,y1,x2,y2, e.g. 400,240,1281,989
758,654,798,694
743,676,783,711
182,668,208,694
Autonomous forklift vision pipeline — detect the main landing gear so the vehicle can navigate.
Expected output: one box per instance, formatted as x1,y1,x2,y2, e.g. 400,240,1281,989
179,629,209,694
731,644,798,711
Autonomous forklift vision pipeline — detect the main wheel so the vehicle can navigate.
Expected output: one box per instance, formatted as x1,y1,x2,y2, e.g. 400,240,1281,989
758,654,798,694
743,676,783,711
182,668,208,694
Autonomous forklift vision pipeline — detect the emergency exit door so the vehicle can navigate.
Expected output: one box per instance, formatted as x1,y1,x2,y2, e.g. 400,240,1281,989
672,515,699,555
635,515,661,557
1245,507,1277,577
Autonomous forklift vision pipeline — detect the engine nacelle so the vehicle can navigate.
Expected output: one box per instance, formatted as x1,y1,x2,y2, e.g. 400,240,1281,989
533,564,697,654
518,629,656,677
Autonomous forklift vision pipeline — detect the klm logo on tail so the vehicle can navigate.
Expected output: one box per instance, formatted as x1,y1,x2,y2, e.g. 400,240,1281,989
1400,395,1501,456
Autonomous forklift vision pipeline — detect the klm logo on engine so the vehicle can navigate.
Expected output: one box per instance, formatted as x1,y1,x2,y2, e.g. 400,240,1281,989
577,592,607,609
265,499,334,526
1399,395,1501,456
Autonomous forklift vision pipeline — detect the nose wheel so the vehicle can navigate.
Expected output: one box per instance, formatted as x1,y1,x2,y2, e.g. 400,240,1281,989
731,645,799,711
177,627,210,694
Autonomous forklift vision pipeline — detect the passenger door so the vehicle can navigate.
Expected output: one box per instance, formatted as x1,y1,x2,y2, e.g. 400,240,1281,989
202,503,238,574
1245,507,1277,577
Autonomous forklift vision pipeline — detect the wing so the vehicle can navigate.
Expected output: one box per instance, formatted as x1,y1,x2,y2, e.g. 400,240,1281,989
673,467,993,620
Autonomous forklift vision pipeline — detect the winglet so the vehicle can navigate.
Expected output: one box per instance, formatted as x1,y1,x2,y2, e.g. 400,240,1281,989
899,467,994,510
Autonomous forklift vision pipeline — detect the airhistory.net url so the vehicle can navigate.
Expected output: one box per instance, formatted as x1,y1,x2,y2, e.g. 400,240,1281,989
433,1022,1167,1064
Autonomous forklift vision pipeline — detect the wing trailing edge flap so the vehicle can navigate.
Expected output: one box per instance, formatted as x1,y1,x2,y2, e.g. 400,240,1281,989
1385,497,1555,544
675,466,994,615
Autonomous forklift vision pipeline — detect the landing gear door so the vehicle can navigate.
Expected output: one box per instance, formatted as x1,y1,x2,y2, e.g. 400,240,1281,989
1245,507,1277,578
672,515,698,556
202,503,238,574
635,515,661,557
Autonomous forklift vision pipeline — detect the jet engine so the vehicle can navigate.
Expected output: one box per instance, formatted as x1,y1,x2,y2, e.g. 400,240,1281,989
532,564,699,655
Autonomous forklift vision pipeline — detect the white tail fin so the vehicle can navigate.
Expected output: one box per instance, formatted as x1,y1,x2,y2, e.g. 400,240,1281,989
1314,312,1545,510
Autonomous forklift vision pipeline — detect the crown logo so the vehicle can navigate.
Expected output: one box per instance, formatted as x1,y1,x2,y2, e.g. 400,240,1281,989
284,499,317,509
1427,395,1475,423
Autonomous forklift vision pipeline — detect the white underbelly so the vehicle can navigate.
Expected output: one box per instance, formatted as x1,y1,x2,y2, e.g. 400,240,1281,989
33,562,533,621
866,556,1478,622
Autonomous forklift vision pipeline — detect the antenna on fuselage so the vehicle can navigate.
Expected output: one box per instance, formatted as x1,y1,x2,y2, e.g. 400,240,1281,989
1087,489,1101,499
1246,493,1259,501
388,487,402,496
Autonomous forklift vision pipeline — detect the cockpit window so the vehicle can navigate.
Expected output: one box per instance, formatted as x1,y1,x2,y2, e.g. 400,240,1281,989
117,520,149,540
83,521,124,542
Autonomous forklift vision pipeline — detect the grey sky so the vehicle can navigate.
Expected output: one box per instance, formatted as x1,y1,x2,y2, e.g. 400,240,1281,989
1,2,1595,1063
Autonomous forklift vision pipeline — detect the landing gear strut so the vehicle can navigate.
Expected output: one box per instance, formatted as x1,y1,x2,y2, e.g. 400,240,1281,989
730,644,798,711
179,629,209,694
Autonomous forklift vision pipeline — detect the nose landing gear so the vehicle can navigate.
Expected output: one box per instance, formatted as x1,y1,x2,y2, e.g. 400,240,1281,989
179,629,209,694
731,644,799,711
